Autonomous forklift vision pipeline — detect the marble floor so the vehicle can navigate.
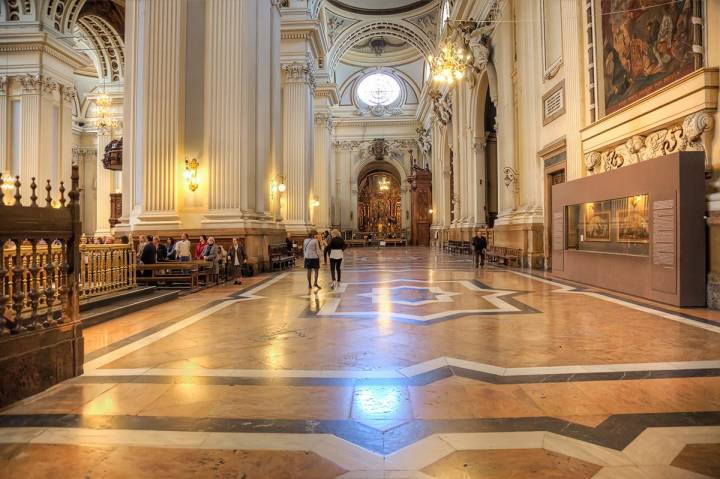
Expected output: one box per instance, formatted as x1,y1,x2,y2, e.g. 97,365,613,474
1,247,720,478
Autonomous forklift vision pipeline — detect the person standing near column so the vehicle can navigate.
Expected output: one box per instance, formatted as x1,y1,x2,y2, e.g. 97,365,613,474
327,229,346,289
228,237,246,285
303,230,322,290
472,231,487,268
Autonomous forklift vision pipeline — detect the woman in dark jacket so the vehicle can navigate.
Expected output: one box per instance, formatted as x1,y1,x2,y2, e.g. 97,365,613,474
326,229,346,289
227,238,247,285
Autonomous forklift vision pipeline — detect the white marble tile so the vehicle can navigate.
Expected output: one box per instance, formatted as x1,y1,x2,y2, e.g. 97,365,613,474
83,368,151,376
32,427,210,449
592,466,653,479
445,357,507,376
399,357,448,377
543,432,633,467
622,429,686,466
439,431,544,450
0,427,47,444
504,365,592,376
201,432,323,451
314,435,384,471
384,435,455,471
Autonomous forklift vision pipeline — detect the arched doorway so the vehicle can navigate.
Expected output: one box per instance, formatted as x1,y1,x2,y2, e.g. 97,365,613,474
484,89,498,227
357,165,402,234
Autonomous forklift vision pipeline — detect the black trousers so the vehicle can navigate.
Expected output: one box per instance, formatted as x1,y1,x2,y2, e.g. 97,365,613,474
330,258,342,281
474,250,485,267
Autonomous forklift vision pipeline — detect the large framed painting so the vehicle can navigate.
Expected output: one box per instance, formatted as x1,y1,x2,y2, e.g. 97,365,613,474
584,210,611,242
598,0,695,115
617,208,650,243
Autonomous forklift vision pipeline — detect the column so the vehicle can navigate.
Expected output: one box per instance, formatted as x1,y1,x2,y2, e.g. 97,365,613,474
19,75,42,182
472,135,488,227
561,0,585,181
203,0,253,221
95,128,113,236
126,0,185,228
281,60,314,233
0,77,7,173
313,112,332,229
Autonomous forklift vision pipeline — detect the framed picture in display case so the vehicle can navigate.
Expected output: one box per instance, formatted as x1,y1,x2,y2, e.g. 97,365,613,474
584,208,611,242
617,206,649,243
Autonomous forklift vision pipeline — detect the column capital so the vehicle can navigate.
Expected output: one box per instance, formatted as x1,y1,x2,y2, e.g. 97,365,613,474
61,85,77,103
314,112,332,131
0,76,7,95
281,60,315,91
19,74,58,96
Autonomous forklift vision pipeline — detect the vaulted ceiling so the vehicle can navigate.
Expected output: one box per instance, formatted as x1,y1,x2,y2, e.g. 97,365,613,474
328,0,434,15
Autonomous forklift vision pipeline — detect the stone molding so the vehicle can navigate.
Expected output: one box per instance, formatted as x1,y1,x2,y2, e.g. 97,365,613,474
584,111,714,174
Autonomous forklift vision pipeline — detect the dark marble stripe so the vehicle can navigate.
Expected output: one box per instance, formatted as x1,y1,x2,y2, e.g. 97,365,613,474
2,411,719,455
68,366,720,387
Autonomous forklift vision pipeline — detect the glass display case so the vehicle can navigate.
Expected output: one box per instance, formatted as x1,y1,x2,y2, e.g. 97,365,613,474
565,194,649,256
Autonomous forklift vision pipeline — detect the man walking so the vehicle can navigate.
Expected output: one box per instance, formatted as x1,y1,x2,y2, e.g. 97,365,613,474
472,231,487,268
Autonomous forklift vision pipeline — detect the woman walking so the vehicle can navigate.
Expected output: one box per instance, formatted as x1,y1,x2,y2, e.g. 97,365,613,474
326,229,346,289
228,238,246,285
304,230,322,290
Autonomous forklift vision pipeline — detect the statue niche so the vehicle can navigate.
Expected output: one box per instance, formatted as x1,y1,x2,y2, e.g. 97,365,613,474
357,172,401,234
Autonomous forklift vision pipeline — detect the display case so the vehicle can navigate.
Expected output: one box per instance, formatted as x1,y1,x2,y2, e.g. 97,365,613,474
565,194,649,256
551,152,705,307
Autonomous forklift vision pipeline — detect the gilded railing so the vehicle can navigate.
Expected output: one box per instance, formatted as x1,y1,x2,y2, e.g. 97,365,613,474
1,241,67,327
79,243,136,299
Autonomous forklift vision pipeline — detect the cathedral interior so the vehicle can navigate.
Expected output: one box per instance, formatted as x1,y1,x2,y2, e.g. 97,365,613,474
1,0,720,477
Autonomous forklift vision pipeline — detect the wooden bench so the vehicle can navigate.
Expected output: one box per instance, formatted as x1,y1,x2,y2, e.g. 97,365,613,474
193,259,219,285
346,234,368,247
269,243,294,271
136,262,199,289
444,240,471,255
379,238,406,247
486,246,523,266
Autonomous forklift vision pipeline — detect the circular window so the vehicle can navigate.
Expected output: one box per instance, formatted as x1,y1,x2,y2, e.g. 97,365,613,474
357,73,401,106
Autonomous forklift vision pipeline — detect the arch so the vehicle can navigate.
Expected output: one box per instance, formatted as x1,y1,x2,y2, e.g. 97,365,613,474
351,153,409,186
468,66,498,135
329,20,433,70
356,161,404,233
74,14,125,82
43,0,85,33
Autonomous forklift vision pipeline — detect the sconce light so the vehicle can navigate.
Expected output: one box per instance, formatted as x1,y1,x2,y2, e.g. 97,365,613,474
428,208,434,214
311,199,320,208
270,175,287,199
0,173,14,192
184,157,199,192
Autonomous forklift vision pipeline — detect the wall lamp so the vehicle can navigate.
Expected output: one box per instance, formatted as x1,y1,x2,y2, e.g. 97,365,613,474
184,157,199,192
270,175,286,199
311,198,320,208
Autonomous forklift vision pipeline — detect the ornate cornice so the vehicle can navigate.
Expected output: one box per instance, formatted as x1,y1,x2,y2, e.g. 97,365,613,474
584,111,714,174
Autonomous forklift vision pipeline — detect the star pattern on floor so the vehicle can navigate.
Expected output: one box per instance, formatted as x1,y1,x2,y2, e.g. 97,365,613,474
303,278,535,323
357,285,460,306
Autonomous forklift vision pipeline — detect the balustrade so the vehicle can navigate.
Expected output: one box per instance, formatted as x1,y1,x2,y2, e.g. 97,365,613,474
0,168,81,335
78,242,136,299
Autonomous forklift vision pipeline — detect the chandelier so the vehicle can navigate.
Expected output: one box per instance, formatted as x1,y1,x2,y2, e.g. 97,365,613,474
95,93,119,130
378,176,390,191
428,41,471,84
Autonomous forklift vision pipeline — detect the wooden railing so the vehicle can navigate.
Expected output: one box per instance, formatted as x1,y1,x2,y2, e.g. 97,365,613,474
0,167,84,408
79,243,136,299
0,168,81,334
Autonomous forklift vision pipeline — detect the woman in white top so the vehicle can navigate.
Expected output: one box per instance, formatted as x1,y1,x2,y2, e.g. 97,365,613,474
326,229,346,289
303,230,322,290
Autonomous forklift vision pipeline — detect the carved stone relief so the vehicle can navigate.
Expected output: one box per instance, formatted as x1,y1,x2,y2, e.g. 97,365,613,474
584,111,714,174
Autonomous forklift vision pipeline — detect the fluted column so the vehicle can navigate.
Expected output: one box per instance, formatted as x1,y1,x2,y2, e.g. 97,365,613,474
0,77,7,173
204,0,252,219
19,75,42,182
126,0,185,228
313,112,332,229
281,61,314,233
562,0,585,181
472,136,488,227
95,129,113,236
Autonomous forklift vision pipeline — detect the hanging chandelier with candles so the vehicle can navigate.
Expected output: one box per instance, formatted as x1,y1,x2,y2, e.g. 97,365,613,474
428,41,471,85
95,93,119,130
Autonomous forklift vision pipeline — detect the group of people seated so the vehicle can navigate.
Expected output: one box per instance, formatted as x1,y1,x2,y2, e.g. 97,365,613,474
135,234,247,284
